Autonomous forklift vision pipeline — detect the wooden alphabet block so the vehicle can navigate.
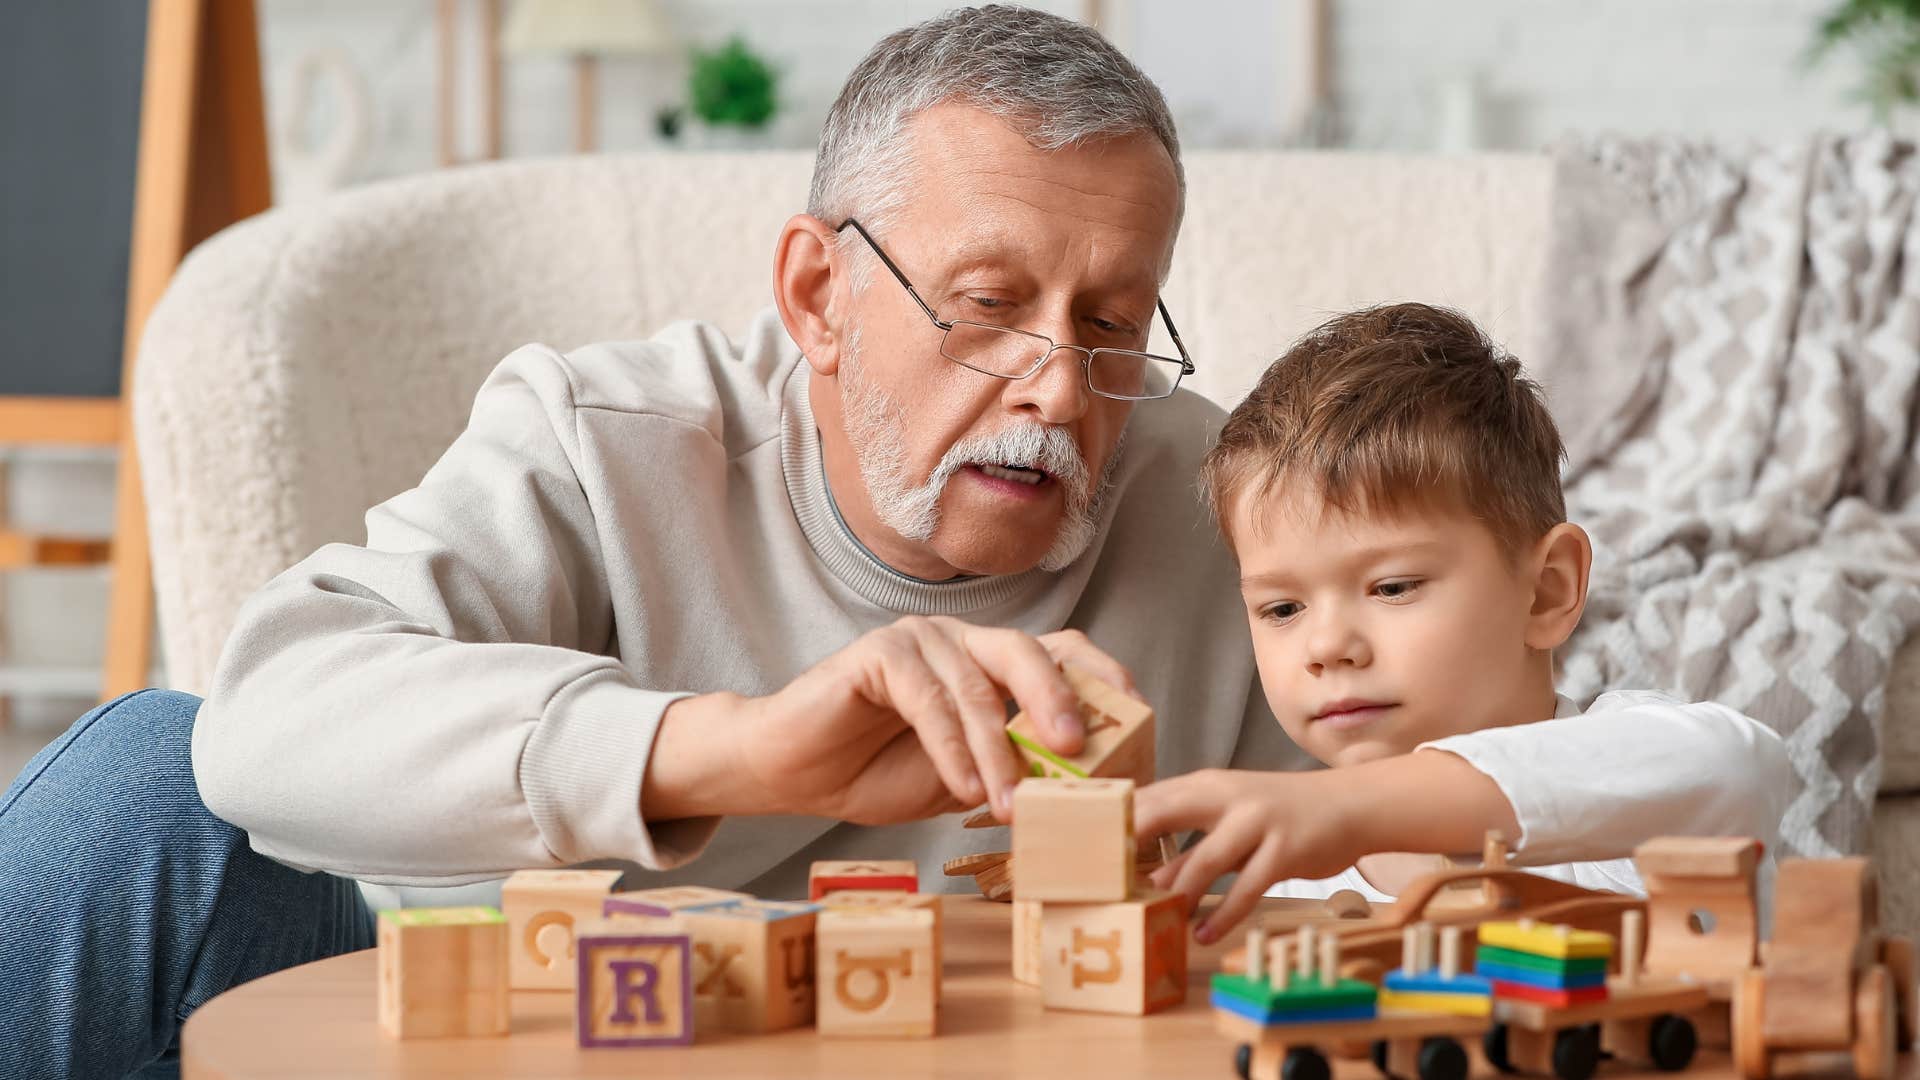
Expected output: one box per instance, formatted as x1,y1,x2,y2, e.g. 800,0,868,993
809,859,919,900
816,906,938,1037
1039,890,1187,1015
1006,667,1155,784
1012,898,1043,985
500,868,623,990
820,890,944,1005
574,926,693,1047
602,885,751,919
376,906,510,1039
678,899,822,1034
1012,777,1134,902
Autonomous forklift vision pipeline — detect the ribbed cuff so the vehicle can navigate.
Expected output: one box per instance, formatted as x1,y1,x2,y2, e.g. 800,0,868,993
520,667,719,870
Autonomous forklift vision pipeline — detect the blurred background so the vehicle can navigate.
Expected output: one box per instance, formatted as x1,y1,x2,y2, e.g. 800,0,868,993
1,0,1913,775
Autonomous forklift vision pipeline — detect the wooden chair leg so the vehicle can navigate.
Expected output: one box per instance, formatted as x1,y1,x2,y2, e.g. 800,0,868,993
103,0,271,701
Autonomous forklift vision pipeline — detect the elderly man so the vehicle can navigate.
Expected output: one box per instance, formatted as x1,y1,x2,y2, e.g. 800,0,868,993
2,7,1779,1078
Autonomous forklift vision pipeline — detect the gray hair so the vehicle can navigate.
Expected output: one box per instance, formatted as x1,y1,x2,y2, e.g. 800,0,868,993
810,5,1183,288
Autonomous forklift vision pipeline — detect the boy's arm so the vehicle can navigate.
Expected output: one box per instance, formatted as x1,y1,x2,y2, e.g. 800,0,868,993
1415,693,1791,865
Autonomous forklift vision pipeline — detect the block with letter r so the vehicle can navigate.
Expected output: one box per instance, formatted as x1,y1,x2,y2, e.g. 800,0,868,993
574,930,693,1048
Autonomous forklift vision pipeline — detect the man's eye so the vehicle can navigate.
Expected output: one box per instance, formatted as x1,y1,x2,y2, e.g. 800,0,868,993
969,296,1006,310
1375,580,1422,601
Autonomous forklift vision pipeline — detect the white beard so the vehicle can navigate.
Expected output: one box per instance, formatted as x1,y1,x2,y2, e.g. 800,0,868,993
838,327,1123,573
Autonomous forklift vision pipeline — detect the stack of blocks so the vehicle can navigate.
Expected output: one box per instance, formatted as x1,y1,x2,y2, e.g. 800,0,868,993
1210,925,1376,1026
805,861,939,1037
1476,919,1614,1008
1379,922,1493,1017
1013,775,1188,1015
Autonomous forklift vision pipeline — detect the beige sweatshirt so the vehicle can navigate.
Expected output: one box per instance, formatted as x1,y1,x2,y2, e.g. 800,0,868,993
191,310,1786,899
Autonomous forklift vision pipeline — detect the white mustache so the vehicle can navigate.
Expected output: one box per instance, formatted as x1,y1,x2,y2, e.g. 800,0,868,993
938,423,1091,504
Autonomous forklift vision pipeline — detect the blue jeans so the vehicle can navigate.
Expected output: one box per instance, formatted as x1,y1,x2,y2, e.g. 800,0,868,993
0,690,375,1080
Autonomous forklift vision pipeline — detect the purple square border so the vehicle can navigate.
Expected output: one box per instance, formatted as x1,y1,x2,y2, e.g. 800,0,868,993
575,933,694,1048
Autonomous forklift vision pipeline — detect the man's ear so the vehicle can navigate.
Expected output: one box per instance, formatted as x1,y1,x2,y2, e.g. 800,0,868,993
773,213,846,377
1524,522,1592,652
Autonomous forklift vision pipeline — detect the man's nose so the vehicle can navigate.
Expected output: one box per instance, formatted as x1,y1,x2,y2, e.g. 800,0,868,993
1304,607,1371,675
1005,343,1091,424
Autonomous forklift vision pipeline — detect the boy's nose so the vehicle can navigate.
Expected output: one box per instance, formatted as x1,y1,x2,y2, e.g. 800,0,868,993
1304,611,1371,673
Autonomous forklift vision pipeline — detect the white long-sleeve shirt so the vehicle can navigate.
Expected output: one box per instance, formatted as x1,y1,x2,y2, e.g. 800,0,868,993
192,312,1793,900
1267,690,1789,901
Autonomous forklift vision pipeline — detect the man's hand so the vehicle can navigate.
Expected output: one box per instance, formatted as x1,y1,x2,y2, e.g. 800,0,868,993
643,617,1139,826
1135,768,1361,944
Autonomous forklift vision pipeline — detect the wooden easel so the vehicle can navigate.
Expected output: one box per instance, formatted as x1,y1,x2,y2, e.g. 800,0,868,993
0,0,271,706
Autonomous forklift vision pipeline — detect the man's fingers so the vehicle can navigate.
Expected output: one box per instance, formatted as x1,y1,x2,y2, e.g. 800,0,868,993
910,620,1028,820
948,621,1087,758
869,634,985,808
1197,836,1287,945
1038,628,1142,701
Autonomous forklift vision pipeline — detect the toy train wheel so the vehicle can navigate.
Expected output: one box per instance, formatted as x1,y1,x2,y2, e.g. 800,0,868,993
1417,1036,1468,1080
1855,964,1897,1080
1648,1013,1698,1071
1371,1039,1390,1075
1284,1046,1331,1080
1882,936,1917,1050
1483,1023,1515,1073
1551,1024,1601,1080
1234,1043,1253,1080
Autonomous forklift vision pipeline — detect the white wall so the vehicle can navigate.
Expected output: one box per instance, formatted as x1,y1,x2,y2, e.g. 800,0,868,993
4,0,1885,725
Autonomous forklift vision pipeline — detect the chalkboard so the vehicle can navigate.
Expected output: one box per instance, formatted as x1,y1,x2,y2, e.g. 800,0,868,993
1,4,149,398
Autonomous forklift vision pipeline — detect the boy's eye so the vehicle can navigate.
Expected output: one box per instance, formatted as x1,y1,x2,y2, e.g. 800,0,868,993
1259,601,1303,623
1374,579,1423,602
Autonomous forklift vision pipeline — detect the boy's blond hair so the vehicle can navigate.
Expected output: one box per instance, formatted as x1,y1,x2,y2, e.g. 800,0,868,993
1203,302,1566,558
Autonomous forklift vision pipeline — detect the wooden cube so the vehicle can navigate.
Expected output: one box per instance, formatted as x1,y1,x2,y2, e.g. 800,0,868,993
1039,890,1187,1015
820,890,944,1005
1012,898,1043,986
816,906,938,1037
602,885,751,919
574,927,693,1047
808,859,919,900
1006,667,1155,784
500,868,623,990
1012,777,1134,902
664,899,822,1034
376,906,510,1039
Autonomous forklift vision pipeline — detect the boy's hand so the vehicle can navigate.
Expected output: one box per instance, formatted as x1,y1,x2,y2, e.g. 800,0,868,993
1134,768,1360,944
1135,752,1522,944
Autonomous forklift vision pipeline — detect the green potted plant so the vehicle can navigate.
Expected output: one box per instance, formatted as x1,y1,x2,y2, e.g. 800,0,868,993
1810,0,1920,119
687,37,777,144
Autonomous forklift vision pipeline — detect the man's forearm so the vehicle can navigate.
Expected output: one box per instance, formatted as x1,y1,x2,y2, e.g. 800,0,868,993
641,692,786,822
1340,749,1523,858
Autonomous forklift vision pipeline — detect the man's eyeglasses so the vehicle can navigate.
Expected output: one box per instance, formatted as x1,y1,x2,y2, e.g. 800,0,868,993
836,218,1194,401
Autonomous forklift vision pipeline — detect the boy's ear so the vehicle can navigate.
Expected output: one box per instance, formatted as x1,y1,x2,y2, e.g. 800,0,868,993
772,213,847,377
1524,522,1592,652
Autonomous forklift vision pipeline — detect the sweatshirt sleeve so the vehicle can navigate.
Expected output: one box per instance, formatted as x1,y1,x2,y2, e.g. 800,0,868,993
192,345,721,885
1414,691,1791,866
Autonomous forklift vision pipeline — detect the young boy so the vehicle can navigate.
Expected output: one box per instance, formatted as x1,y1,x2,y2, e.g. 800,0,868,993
1135,302,1789,943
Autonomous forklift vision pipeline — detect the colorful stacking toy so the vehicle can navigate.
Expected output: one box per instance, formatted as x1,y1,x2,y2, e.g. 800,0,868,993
1381,923,1493,1017
1209,925,1378,1025
1476,919,1613,1008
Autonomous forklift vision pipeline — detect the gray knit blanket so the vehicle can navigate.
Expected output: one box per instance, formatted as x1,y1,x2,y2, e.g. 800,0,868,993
1537,133,1920,858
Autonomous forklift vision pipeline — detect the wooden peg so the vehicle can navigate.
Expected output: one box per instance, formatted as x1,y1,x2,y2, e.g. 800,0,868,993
1440,925,1462,980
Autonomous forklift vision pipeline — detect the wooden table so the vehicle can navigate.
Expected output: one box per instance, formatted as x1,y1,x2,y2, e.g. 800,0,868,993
182,897,1900,1079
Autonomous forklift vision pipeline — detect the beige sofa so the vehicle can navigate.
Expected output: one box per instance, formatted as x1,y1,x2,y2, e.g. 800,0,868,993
134,151,1920,930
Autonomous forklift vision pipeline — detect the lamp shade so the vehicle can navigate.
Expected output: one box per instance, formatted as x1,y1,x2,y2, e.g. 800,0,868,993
501,0,676,57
